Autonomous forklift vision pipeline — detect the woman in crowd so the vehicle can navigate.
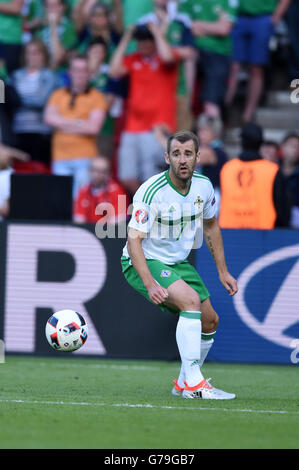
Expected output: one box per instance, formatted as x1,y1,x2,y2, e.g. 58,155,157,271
9,38,58,168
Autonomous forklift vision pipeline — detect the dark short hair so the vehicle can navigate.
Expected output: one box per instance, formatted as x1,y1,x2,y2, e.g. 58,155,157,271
68,52,88,67
88,36,108,53
133,25,154,41
90,2,110,17
167,130,199,155
240,123,263,151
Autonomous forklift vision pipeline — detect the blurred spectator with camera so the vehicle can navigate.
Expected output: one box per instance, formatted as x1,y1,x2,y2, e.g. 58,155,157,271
280,133,299,228
109,23,182,196
137,0,196,130
219,123,290,229
74,154,128,224
225,0,291,123
44,53,107,197
9,38,58,168
178,0,237,120
73,1,122,59
35,0,78,69
0,0,24,73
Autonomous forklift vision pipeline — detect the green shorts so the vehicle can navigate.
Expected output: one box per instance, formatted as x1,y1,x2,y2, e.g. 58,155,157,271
121,256,210,314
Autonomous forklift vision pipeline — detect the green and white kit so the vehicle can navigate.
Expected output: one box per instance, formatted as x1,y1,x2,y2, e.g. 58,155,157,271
121,170,216,312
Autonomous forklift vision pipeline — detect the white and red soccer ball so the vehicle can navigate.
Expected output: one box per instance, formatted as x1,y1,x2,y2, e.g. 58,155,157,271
45,309,88,352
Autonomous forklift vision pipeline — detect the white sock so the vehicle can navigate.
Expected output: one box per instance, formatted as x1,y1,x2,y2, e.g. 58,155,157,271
199,332,216,368
177,363,185,389
176,311,204,387
177,332,216,386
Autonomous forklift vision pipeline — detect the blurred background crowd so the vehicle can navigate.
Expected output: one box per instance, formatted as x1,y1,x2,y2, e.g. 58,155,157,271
0,0,298,229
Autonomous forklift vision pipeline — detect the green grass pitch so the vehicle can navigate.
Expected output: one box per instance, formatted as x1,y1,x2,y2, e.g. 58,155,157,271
0,356,298,449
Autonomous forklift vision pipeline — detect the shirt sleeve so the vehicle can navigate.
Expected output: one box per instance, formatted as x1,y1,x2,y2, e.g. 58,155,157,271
203,181,217,220
128,185,158,234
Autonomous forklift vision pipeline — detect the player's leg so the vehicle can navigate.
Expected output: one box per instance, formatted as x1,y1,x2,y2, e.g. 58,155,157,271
200,298,219,367
168,262,235,399
173,298,218,393
164,279,205,389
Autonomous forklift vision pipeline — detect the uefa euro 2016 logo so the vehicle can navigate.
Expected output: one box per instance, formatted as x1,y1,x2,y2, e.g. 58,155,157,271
135,209,149,224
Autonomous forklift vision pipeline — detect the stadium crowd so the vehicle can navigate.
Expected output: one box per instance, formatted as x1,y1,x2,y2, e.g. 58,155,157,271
0,0,298,228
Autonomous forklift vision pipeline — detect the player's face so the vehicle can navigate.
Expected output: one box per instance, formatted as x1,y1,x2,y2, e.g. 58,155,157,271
165,139,200,181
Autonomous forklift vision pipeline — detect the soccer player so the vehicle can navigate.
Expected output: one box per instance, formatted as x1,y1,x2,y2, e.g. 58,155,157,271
121,130,238,399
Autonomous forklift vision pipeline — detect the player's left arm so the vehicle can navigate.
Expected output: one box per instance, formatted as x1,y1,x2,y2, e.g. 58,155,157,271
203,216,238,296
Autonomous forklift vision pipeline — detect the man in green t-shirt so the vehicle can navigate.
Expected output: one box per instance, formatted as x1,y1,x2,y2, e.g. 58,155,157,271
178,0,237,119
225,0,291,123
0,0,24,72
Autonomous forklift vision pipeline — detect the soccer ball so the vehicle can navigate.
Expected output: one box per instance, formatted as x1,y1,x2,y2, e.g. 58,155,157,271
45,309,88,352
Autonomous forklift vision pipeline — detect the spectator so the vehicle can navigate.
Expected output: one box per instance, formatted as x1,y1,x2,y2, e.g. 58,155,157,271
35,0,78,69
0,142,29,220
260,140,280,164
44,53,107,197
219,123,290,229
225,0,291,123
9,38,58,168
195,113,227,215
87,36,122,159
109,23,181,196
138,0,196,130
0,0,24,73
178,0,237,119
281,133,299,228
74,154,128,223
74,1,122,59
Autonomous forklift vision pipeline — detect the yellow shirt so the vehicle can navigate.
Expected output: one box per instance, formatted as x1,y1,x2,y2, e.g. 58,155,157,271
48,87,107,161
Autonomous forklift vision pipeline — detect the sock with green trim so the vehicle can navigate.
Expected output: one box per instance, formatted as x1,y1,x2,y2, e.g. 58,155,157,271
199,332,216,368
175,311,204,387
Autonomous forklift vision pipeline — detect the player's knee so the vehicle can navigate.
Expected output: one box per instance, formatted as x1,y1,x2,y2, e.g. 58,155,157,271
212,312,219,331
182,292,201,312
202,311,219,333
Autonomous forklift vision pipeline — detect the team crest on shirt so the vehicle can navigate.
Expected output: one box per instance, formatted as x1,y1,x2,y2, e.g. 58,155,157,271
135,209,149,224
160,270,172,278
194,195,203,209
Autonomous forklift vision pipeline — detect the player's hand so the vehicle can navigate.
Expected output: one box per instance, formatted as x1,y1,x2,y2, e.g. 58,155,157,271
147,283,169,305
219,271,238,296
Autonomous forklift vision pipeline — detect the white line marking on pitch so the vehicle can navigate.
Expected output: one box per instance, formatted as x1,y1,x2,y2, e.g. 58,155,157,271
16,361,161,371
0,399,298,415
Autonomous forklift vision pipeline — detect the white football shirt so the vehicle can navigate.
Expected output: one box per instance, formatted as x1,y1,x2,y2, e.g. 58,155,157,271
122,170,216,265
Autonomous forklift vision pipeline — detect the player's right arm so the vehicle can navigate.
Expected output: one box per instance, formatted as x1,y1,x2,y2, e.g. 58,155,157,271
127,228,169,305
